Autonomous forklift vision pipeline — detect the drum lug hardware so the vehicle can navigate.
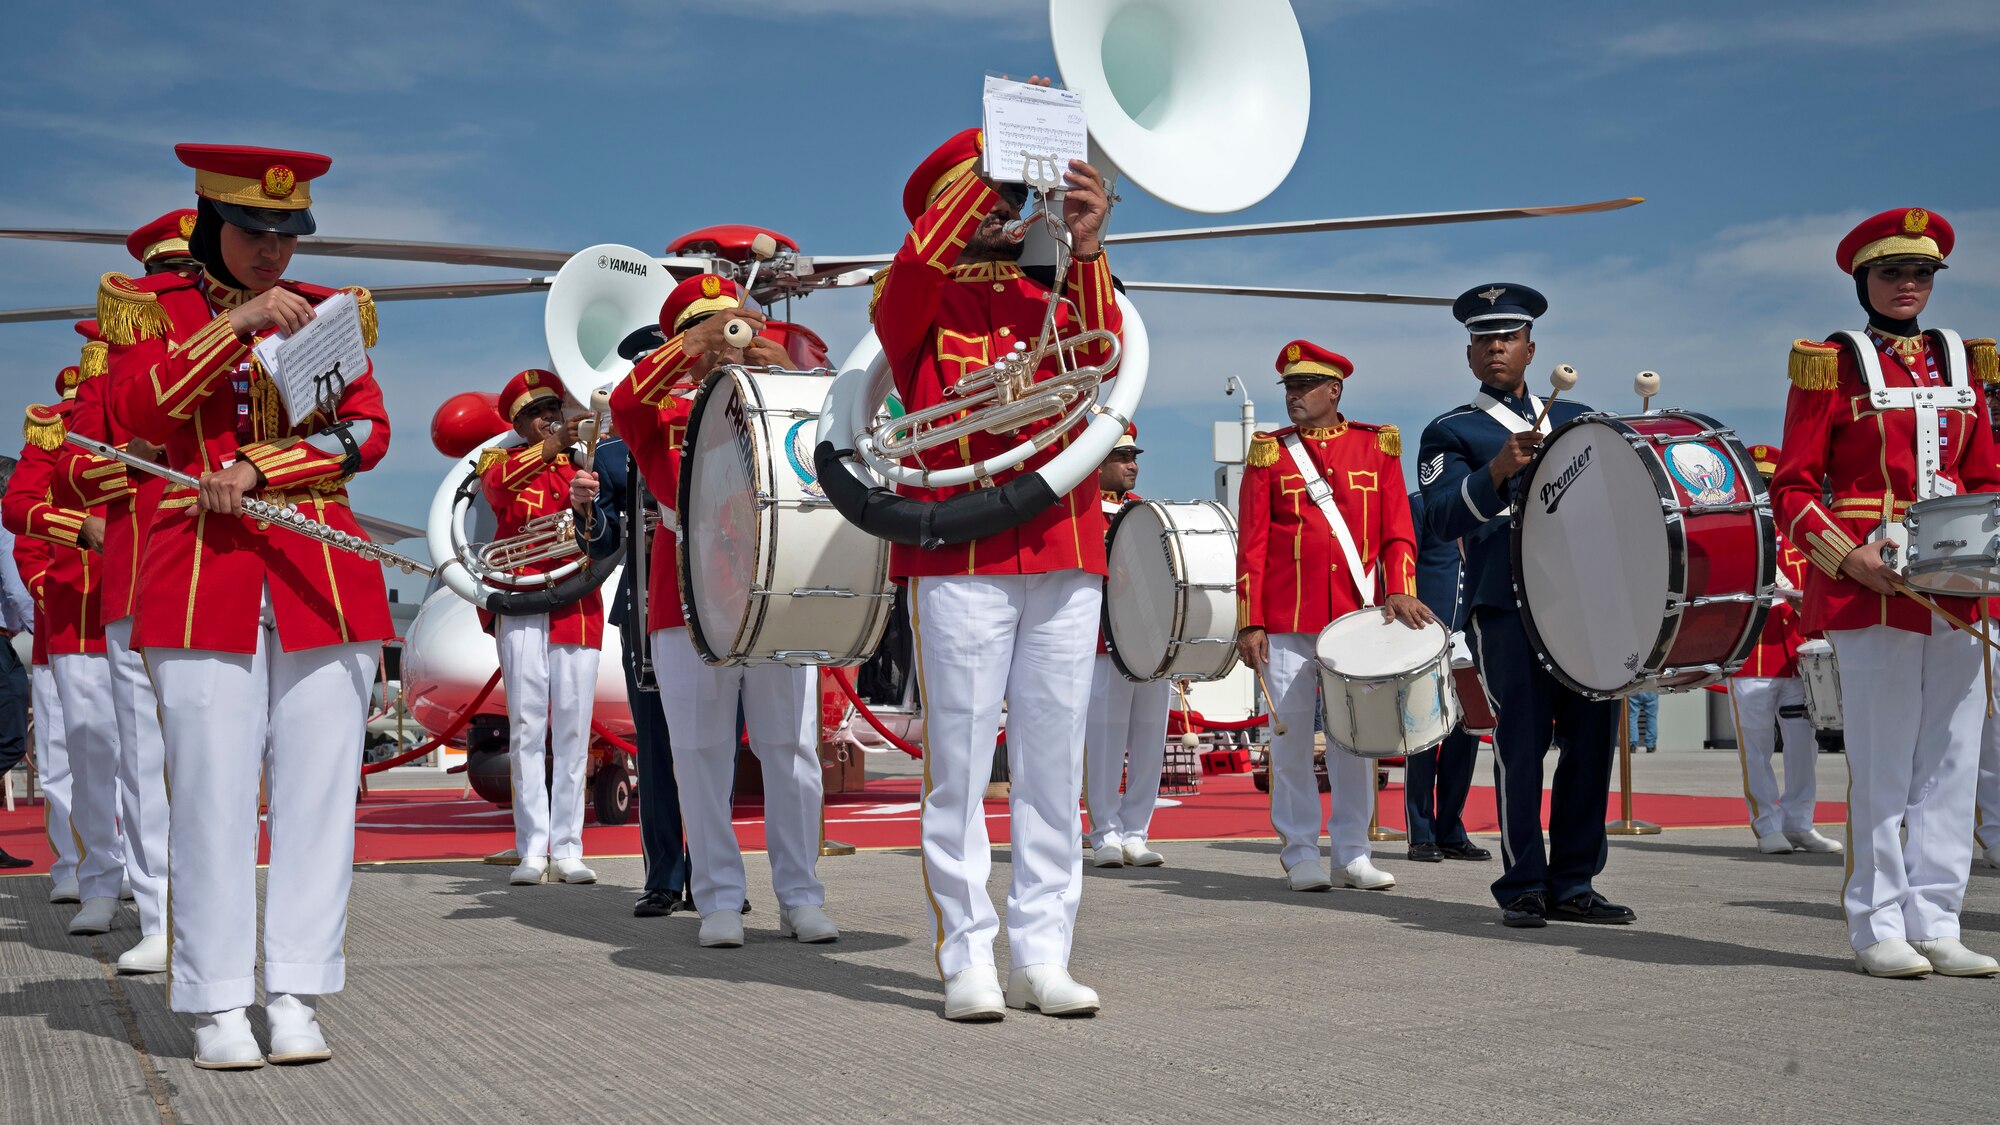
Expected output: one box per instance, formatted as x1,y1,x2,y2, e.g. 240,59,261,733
1175,581,1238,591
771,650,833,662
789,587,862,598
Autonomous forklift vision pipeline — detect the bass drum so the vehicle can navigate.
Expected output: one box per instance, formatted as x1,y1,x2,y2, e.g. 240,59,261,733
1514,410,1777,698
1104,499,1240,682
679,366,894,667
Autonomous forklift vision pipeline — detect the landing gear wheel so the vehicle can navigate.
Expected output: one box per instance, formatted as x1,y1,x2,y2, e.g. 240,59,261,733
593,760,632,826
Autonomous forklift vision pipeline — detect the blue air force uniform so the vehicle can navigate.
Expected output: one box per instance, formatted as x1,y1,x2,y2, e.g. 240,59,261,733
1414,284,1628,922
1402,490,1478,852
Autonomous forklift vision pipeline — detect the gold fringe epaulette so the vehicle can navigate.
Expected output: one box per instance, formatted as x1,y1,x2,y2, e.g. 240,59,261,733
866,268,890,324
78,340,108,381
1247,431,1280,469
22,405,64,451
476,446,506,475
1375,424,1401,457
1967,338,1998,384
1788,338,1841,391
96,272,172,346
342,286,379,348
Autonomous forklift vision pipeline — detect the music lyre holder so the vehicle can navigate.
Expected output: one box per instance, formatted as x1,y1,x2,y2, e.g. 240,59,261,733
311,361,348,421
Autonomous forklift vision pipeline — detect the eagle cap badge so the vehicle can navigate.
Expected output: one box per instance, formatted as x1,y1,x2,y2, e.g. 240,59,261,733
1903,208,1929,235
700,275,722,298
262,164,296,199
1478,286,1506,305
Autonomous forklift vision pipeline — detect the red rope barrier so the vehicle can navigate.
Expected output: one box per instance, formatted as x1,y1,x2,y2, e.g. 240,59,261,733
359,669,503,775
827,668,923,759
590,719,637,756
1167,706,1269,733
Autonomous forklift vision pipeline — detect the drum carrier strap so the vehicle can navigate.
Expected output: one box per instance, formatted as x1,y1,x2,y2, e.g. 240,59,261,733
1832,328,1971,502
1279,432,1375,607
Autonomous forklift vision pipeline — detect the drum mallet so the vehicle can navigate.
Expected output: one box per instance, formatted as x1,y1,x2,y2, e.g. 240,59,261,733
723,233,781,349
1173,680,1201,748
1635,370,1661,412
1530,364,1579,430
1254,667,1288,737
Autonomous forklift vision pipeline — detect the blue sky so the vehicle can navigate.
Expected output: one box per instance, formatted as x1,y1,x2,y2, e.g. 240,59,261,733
4,0,1999,588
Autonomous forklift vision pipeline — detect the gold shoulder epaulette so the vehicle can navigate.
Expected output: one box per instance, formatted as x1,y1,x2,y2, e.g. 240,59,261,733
1374,423,1401,457
476,447,506,475
22,405,64,451
1247,431,1280,469
78,339,109,381
96,272,172,346
1788,338,1841,391
341,286,379,348
1966,337,1997,384
866,267,890,324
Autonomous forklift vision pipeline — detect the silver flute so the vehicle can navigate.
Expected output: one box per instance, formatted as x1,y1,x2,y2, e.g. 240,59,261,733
63,432,435,576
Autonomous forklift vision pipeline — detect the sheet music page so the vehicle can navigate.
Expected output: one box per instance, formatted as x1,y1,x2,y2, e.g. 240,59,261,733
981,76,1088,183
250,290,368,425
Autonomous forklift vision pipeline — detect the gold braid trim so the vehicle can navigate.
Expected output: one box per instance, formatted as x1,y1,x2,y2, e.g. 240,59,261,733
1247,432,1280,469
476,447,506,475
22,409,64,451
1789,338,1841,391
866,268,890,324
96,272,173,346
1966,338,1998,384
78,340,108,381
343,286,379,348
248,373,284,438
1375,424,1401,457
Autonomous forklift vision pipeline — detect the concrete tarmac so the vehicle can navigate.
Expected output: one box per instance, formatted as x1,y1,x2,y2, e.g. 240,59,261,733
4,802,1998,1124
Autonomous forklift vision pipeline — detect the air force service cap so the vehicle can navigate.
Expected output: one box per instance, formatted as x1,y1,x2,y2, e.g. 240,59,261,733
1452,282,1547,336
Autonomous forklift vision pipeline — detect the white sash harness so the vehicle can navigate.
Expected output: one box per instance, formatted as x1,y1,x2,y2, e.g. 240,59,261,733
1834,328,1971,502
1473,389,1550,436
1280,432,1374,606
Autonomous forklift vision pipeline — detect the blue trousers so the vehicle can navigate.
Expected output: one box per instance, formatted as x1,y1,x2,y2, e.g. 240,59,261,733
1627,693,1659,748
621,623,688,895
0,641,24,777
1403,725,1476,847
1468,608,1617,906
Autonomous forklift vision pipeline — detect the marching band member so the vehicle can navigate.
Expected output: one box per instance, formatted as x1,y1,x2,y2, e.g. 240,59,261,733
1235,341,1424,894
9,517,72,894
1402,488,1489,864
1416,284,1635,929
1729,444,1840,858
0,494,31,871
874,126,1119,1020
478,369,605,888
1772,208,2000,979
1085,429,1170,869
609,274,838,950
104,143,394,1066
3,364,123,936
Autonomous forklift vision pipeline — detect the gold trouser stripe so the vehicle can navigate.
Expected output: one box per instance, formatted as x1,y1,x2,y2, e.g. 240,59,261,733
909,577,949,980
1727,685,1762,826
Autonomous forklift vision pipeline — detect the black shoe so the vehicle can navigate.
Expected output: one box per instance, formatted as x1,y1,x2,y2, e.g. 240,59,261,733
669,891,697,915
1501,892,1547,928
0,848,30,870
1439,841,1492,861
633,889,674,918
1548,891,1636,924
1407,843,1444,863
1643,745,1656,753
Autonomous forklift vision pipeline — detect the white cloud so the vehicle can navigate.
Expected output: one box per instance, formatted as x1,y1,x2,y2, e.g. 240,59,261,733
1600,0,2000,62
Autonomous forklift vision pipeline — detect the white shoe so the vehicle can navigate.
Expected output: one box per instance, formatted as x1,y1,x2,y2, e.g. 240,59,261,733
942,965,1005,1022
698,910,745,948
1005,964,1100,1017
192,1008,264,1070
1912,937,2000,978
119,876,134,902
779,904,840,944
551,858,596,884
1854,938,1931,978
508,857,548,885
1756,833,1794,854
264,993,332,1064
1984,845,2000,871
1286,860,1333,892
1122,840,1165,867
48,876,79,905
1338,857,1396,890
116,933,168,975
1785,828,1843,854
68,897,119,935
1092,843,1125,868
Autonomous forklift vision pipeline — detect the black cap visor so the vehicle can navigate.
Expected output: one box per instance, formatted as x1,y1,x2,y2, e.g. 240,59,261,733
212,200,316,236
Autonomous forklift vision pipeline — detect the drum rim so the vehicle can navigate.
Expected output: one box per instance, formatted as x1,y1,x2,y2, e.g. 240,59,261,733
1312,606,1452,683
1509,409,1776,699
1104,498,1241,683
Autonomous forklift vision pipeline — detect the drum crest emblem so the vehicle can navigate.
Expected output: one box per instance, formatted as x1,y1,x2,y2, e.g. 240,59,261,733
785,418,825,500
1665,443,1735,506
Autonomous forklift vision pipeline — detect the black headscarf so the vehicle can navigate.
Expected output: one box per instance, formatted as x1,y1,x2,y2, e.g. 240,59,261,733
1854,266,1919,337
187,198,244,290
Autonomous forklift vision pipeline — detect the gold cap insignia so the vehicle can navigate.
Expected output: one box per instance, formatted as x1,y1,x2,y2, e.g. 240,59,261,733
700,275,722,298
524,370,539,386
262,164,296,199
1903,208,1929,235
177,213,197,237
1286,343,1301,362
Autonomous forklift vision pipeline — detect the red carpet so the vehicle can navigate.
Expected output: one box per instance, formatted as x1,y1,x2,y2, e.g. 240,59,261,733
0,774,1847,869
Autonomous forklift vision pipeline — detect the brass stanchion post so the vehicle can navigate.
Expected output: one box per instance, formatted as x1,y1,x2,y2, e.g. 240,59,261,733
1607,696,1660,835
1367,760,1405,842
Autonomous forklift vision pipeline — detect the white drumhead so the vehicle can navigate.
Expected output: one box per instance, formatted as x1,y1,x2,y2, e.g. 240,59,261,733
685,372,761,651
1107,503,1174,673
1517,421,1669,693
1315,608,1448,679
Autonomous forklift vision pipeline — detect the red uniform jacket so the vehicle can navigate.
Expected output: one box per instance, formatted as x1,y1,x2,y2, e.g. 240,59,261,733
2,423,103,656
477,443,605,647
10,530,51,665
1733,530,1809,679
872,170,1123,579
52,352,163,625
1235,423,1418,636
607,334,696,634
1773,330,2000,635
102,269,392,654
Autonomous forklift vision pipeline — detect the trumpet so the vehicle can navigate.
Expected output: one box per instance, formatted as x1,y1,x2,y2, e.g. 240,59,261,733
64,432,434,576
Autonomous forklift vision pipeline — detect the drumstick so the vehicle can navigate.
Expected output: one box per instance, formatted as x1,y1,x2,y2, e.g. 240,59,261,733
1254,667,1288,737
1635,370,1661,413
1531,364,1578,430
723,233,780,349
1891,578,2000,658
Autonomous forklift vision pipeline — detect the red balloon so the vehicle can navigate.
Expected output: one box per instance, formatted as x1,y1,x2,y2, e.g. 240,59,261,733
431,391,508,458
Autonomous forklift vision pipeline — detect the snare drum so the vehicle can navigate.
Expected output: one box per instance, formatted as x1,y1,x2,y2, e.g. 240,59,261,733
679,366,895,666
1901,493,2000,596
1515,410,1777,698
1450,632,1496,735
1105,499,1240,682
1794,638,1842,733
1314,608,1458,759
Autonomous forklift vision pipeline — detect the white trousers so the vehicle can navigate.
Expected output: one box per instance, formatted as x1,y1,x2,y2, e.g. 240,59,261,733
912,571,1098,981
1829,621,1982,950
1265,632,1373,872
105,617,169,936
50,651,122,901
495,614,599,861
1728,676,1818,838
31,662,73,885
650,628,822,915
148,620,374,1013
1084,654,1171,849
